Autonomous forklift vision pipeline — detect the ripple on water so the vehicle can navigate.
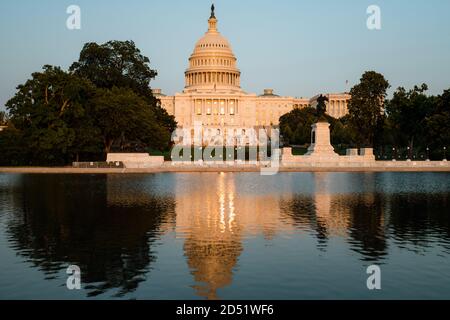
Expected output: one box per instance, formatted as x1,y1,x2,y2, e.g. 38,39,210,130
0,172,449,299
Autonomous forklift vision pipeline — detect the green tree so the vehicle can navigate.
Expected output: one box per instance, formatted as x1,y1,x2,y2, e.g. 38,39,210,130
70,40,176,141
279,107,354,148
279,108,317,145
5,65,99,165
348,71,390,147
386,84,434,152
92,87,170,154
70,41,157,95
0,126,29,166
331,117,356,147
281,124,293,145
426,89,450,152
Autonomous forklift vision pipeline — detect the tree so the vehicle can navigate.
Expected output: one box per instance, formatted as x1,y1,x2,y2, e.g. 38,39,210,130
92,87,170,154
331,116,357,147
279,108,317,145
2,40,178,166
0,126,29,166
5,65,99,165
426,89,450,152
70,40,176,140
279,107,354,147
348,71,390,147
385,84,434,152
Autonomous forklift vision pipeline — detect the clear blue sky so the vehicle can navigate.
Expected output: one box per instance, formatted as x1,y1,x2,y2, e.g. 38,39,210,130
1,0,450,110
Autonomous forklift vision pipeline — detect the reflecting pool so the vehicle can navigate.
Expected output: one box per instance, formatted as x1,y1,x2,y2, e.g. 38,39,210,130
0,172,449,299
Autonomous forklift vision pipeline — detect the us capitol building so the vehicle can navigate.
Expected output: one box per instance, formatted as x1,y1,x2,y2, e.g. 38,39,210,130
154,5,350,144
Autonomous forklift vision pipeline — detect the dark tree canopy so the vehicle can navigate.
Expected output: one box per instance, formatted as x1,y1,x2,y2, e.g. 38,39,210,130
70,40,177,137
2,41,178,165
93,87,170,154
279,107,355,147
385,84,434,150
70,41,157,96
5,65,99,164
348,71,390,147
425,89,450,151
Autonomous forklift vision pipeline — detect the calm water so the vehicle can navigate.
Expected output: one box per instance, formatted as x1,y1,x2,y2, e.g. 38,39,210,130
0,172,449,300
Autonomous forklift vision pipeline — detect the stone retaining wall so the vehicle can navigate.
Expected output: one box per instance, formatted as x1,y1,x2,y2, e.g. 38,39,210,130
106,153,164,168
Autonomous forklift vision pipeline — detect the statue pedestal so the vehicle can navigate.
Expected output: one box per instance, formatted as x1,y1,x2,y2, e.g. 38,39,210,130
305,122,339,158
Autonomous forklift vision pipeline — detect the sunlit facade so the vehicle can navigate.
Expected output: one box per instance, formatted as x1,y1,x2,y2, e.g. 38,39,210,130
155,7,350,144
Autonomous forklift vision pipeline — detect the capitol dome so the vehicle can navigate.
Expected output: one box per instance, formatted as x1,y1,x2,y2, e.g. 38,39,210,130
185,5,241,91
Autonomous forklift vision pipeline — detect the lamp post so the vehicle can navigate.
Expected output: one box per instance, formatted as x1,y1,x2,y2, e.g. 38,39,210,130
407,146,411,161
444,147,447,162
392,147,396,162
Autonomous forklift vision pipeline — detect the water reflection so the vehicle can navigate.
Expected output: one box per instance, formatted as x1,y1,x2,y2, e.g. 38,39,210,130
2,174,175,297
0,172,449,299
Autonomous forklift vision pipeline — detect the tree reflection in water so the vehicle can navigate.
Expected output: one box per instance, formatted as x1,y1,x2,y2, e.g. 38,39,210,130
1,172,449,299
4,174,175,297
280,173,450,262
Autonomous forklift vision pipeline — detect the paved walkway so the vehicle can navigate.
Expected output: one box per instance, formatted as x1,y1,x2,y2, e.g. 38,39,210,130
0,162,449,174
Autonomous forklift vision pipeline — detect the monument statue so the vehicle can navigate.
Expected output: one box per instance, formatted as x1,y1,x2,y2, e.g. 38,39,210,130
210,4,216,19
316,94,329,121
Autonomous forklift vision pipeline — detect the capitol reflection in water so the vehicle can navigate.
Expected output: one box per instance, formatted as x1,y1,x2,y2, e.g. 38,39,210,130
0,172,449,299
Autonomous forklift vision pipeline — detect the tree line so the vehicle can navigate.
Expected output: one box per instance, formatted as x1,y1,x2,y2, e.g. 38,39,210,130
1,46,449,165
0,40,176,166
280,71,450,160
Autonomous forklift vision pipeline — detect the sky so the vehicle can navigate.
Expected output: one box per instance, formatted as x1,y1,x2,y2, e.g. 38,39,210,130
1,0,450,110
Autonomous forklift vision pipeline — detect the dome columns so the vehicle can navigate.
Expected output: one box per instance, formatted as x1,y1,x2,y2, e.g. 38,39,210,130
185,71,241,88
